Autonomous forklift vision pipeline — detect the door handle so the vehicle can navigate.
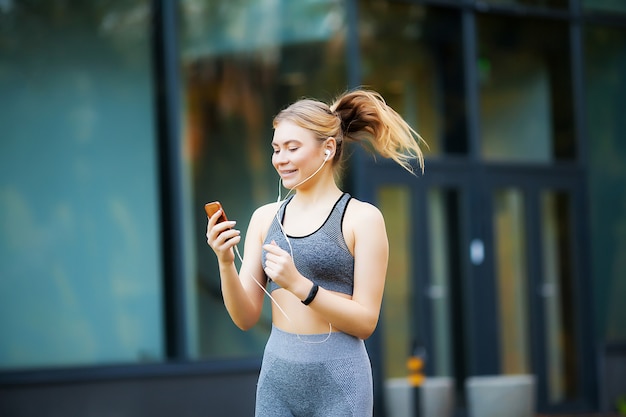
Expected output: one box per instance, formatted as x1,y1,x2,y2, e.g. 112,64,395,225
427,284,447,299
539,283,556,297
470,239,484,265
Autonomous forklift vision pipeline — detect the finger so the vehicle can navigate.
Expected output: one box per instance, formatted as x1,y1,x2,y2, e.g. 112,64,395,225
208,221,237,242
263,243,286,256
214,220,236,232
206,214,225,234
208,209,224,224
216,229,240,245
208,227,240,249
262,244,276,254
264,250,277,264
207,209,221,228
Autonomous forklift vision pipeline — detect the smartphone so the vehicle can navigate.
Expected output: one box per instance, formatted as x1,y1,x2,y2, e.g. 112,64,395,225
204,201,228,224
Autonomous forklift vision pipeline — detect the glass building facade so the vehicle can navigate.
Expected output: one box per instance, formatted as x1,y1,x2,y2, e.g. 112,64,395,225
1,0,625,416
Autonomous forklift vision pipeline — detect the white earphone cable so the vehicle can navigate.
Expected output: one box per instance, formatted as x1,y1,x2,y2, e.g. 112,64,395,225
215,152,335,343
226,151,335,343
233,244,332,344
234,152,334,343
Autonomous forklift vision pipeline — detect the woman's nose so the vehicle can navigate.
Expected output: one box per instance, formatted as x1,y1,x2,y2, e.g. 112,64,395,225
273,150,287,164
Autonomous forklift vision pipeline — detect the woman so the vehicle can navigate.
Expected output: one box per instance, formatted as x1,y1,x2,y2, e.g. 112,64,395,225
206,89,425,416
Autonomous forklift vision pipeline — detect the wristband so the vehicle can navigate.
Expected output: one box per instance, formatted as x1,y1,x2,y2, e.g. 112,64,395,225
301,283,319,305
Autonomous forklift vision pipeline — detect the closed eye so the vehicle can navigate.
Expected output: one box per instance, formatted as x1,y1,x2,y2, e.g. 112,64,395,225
272,147,299,154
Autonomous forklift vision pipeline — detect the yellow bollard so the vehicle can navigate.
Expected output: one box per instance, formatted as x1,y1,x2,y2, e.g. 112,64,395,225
407,355,426,387
407,346,427,417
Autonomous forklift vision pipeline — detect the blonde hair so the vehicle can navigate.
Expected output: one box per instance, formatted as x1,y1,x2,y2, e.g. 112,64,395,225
273,89,425,175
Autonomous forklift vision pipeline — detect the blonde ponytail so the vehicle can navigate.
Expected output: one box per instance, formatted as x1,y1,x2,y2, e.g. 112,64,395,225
330,89,425,174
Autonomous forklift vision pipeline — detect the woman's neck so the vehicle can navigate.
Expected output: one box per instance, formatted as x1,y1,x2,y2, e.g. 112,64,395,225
290,177,342,208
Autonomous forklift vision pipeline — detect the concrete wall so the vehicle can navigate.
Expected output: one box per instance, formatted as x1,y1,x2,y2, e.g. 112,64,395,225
385,377,455,417
0,367,258,417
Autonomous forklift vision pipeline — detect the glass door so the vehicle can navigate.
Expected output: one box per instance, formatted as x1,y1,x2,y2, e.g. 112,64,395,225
370,162,595,414
484,168,596,413
372,162,477,412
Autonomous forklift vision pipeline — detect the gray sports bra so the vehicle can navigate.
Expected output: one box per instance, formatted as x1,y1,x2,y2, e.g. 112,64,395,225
262,193,354,296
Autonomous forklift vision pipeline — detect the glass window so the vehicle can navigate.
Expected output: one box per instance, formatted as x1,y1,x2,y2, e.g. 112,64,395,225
540,191,579,404
478,0,567,9
378,186,412,379
359,2,467,157
0,1,162,369
427,188,461,377
478,15,575,162
493,189,530,374
584,25,626,342
583,0,626,13
180,0,348,359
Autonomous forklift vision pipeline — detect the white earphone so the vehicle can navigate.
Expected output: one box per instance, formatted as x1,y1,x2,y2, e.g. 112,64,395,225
324,149,331,160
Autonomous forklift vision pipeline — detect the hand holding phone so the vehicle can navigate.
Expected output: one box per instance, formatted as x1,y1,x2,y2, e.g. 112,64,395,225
205,201,240,263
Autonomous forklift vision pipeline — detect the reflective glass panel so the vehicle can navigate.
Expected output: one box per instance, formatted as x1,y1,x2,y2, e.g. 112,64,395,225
0,1,162,369
427,188,458,377
478,16,575,162
359,2,467,156
479,0,567,8
378,186,412,379
180,0,347,359
541,191,579,403
583,0,626,13
493,189,530,374
584,25,626,342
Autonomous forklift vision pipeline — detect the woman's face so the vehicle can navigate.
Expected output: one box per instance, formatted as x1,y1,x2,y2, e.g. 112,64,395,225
271,120,327,189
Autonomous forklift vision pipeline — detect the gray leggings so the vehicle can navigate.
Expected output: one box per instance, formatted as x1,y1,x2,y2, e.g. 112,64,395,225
255,326,373,417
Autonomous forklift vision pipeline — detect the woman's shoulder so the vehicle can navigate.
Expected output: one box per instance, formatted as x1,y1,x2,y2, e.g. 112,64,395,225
248,201,281,232
345,196,385,226
342,197,386,252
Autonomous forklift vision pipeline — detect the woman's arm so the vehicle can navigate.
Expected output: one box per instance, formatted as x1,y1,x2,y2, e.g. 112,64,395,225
207,205,273,330
263,200,388,339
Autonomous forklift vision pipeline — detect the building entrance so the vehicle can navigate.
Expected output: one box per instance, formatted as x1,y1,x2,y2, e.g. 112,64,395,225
370,160,596,415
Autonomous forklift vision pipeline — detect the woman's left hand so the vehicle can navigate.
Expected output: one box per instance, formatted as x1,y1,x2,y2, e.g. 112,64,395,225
262,240,303,292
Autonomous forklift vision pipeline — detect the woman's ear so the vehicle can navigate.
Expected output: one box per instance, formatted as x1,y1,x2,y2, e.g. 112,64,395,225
324,137,337,158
